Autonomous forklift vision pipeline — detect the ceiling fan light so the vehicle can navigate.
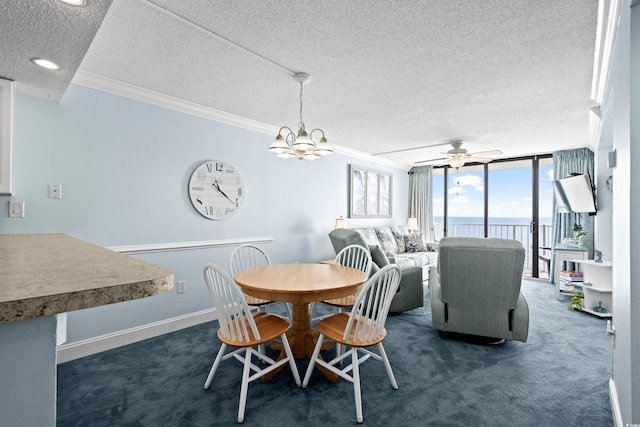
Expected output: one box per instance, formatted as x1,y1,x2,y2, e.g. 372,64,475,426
449,157,466,169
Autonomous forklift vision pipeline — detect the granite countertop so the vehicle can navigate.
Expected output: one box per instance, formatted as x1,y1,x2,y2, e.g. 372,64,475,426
0,234,174,324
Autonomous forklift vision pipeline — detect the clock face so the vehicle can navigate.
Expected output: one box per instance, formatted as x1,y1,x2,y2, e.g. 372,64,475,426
188,160,245,220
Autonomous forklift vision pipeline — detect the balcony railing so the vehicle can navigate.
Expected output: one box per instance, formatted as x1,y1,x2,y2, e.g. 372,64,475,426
434,222,553,277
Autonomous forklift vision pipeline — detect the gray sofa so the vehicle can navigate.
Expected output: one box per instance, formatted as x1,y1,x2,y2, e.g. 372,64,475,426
429,237,529,342
328,228,425,313
349,225,439,280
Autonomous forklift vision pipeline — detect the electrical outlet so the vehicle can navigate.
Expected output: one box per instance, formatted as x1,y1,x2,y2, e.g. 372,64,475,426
177,280,187,294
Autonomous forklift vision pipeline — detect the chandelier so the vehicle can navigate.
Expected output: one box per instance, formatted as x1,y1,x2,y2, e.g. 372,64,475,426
268,73,334,160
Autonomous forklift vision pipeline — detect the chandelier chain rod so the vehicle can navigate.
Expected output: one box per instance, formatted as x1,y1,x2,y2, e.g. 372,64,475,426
299,82,304,129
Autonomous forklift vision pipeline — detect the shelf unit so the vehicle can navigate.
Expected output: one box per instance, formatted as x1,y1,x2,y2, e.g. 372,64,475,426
554,245,588,299
569,260,612,318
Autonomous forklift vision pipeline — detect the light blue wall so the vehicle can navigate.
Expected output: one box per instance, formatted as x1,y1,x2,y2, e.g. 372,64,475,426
0,84,409,343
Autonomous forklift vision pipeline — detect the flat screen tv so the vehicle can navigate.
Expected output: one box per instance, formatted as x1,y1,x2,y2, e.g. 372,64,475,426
553,174,597,214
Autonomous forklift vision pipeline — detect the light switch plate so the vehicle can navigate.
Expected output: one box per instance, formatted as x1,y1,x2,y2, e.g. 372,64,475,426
9,200,24,218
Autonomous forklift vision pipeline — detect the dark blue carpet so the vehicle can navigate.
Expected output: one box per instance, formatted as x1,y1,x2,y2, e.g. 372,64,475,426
57,280,613,426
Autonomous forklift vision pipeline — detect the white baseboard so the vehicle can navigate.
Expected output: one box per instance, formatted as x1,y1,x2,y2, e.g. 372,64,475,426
609,378,623,427
56,308,217,364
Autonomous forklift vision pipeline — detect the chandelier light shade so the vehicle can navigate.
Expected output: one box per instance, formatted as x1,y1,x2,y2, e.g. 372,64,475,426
268,73,334,160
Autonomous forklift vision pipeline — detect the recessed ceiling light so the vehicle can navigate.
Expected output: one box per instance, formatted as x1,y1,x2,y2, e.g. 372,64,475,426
58,0,86,5
32,58,61,70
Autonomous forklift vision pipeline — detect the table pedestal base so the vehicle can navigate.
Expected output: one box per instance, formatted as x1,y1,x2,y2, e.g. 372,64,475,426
262,302,338,383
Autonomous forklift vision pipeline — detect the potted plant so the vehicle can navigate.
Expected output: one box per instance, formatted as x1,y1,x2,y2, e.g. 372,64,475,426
573,223,585,240
568,291,584,311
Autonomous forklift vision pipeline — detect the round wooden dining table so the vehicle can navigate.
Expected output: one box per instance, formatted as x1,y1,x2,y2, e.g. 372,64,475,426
234,263,367,381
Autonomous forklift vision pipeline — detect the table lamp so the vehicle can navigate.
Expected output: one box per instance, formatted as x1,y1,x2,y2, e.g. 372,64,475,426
407,217,419,234
334,216,346,229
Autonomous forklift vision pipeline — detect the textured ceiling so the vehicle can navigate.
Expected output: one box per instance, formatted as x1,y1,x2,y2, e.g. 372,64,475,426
0,0,112,100
1,0,599,168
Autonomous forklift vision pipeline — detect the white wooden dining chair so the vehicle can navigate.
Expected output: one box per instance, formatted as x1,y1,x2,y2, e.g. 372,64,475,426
310,244,372,358
229,244,292,322
202,263,301,423
302,264,401,424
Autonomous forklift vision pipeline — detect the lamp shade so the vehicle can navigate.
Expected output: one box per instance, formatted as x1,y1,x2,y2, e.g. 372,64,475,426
313,137,334,156
406,217,419,232
334,216,346,229
268,134,290,154
292,130,315,152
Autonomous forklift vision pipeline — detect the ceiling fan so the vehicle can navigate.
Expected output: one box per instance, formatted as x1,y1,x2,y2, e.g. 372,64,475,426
414,141,502,168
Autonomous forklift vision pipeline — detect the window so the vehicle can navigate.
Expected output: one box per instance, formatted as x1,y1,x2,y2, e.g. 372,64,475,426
350,165,392,218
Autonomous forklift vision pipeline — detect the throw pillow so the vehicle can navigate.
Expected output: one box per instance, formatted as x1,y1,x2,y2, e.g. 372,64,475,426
368,245,390,268
404,234,426,253
425,241,440,252
390,226,408,253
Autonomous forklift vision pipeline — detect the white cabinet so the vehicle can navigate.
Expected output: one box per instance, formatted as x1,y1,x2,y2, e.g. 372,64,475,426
571,260,613,318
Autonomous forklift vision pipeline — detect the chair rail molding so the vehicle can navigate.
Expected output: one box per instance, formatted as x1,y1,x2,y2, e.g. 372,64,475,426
108,236,274,255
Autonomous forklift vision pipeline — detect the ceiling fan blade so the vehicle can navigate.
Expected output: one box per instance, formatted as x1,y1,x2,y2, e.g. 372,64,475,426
468,149,502,157
414,156,448,165
372,141,455,156
466,156,494,163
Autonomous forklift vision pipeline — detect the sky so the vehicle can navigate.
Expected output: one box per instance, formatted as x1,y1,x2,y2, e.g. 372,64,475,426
432,164,554,220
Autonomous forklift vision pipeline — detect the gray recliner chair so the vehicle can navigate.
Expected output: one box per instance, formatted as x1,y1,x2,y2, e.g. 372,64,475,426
328,228,424,313
429,237,529,342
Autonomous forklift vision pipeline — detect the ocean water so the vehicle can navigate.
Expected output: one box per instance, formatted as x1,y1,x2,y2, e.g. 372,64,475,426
435,216,552,226
433,217,553,246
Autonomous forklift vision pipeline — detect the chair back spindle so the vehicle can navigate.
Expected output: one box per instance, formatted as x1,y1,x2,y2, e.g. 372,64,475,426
344,264,401,343
229,244,271,276
334,244,372,277
204,264,260,343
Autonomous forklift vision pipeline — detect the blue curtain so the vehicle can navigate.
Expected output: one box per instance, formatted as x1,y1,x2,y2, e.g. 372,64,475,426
408,166,434,242
550,148,595,283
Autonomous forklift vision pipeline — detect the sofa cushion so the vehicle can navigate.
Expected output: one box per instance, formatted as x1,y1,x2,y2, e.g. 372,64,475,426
354,228,381,247
375,227,398,254
369,245,390,268
390,225,408,253
396,252,437,268
405,233,426,252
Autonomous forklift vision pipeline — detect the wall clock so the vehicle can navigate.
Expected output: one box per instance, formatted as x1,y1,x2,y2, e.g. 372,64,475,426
188,160,245,220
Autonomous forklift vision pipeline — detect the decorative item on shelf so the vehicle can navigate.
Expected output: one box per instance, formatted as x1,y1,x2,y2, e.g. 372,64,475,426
568,291,584,311
334,216,346,229
594,250,603,263
563,223,585,247
406,217,419,234
594,301,608,313
267,73,333,161
606,176,613,191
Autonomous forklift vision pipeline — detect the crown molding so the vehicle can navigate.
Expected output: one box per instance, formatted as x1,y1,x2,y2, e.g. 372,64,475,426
71,70,411,171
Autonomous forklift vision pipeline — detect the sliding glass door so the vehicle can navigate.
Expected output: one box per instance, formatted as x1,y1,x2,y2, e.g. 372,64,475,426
432,155,553,278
